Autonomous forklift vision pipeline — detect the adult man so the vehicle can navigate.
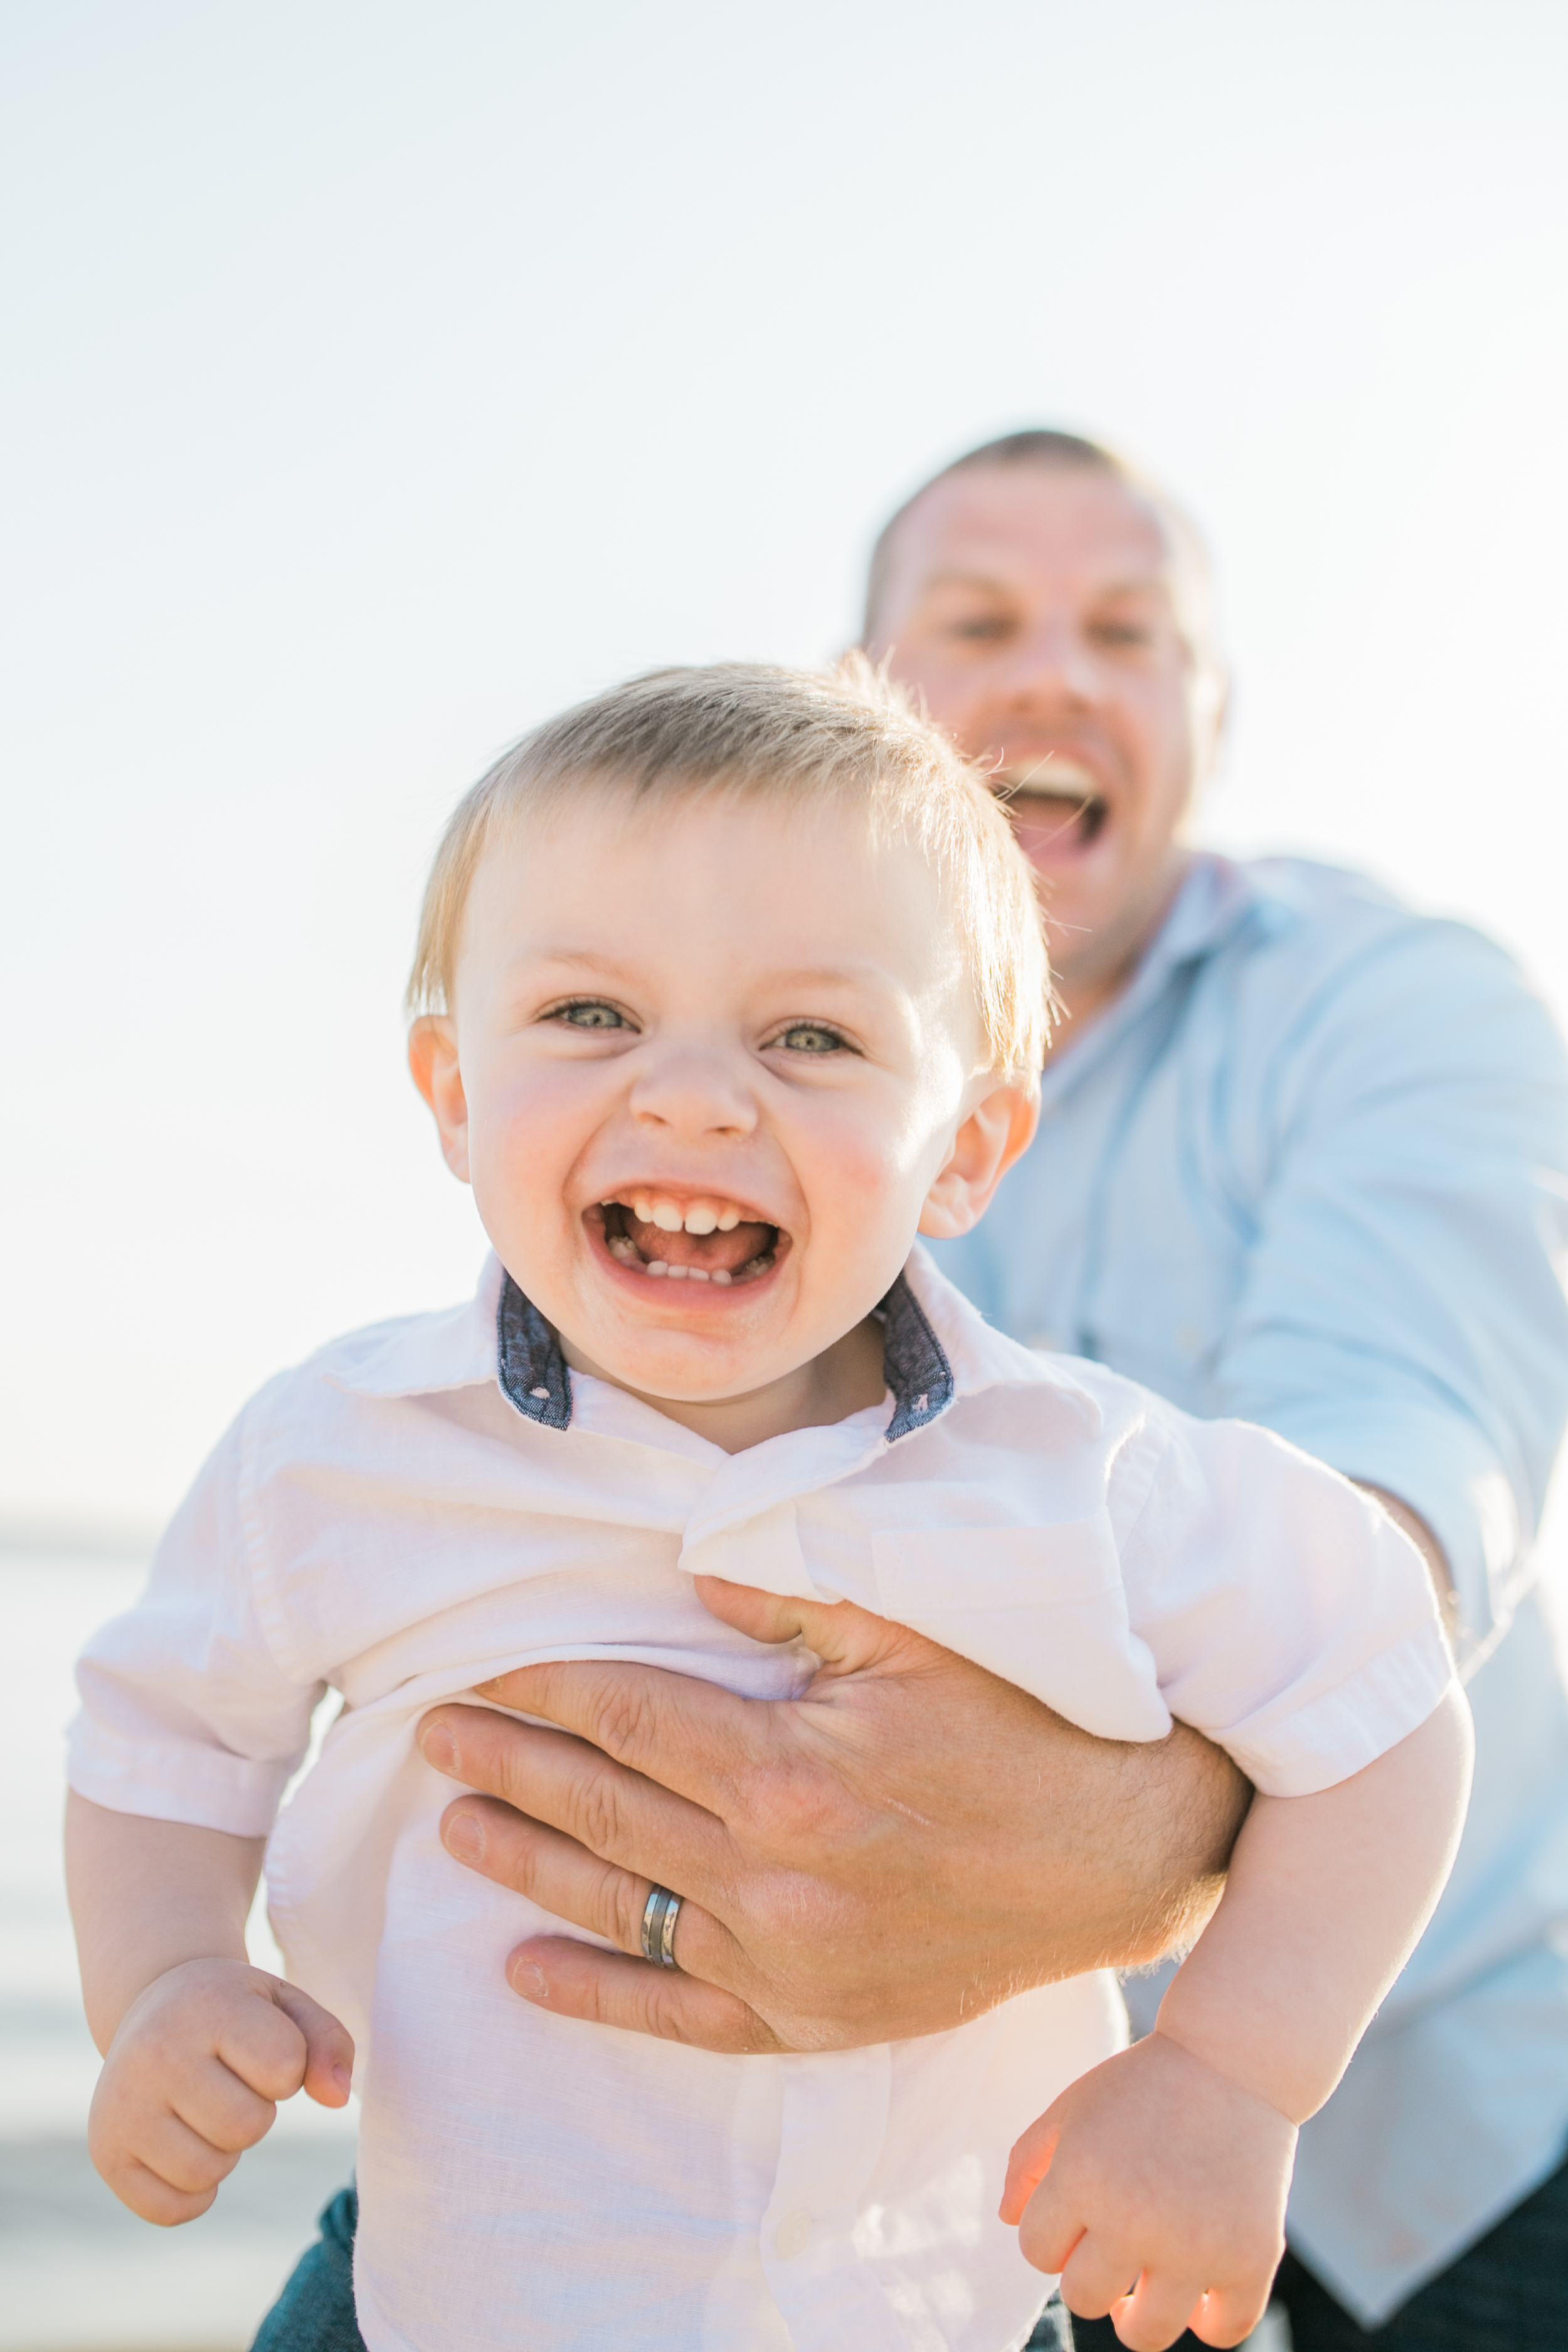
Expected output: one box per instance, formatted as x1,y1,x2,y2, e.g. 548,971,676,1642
257,437,1568,2350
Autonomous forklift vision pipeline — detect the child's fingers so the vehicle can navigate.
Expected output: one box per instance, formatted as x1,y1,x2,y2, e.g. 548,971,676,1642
88,2097,243,2227
90,2035,276,2168
212,1988,310,2104
171,2050,284,2153
125,2106,246,2200
1185,2279,1275,2348
210,1975,351,2107
1013,2178,1084,2280
1109,2272,1213,2352
107,2154,225,2228
1056,2229,1140,2324
1000,2102,1062,2224
267,1978,355,2106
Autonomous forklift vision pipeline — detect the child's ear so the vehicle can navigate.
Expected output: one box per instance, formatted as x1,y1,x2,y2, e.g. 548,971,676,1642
408,1017,471,1184
918,1080,1038,1241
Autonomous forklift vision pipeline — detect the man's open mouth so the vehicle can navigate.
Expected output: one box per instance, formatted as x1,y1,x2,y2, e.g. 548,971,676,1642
589,1195,784,1286
999,762,1110,852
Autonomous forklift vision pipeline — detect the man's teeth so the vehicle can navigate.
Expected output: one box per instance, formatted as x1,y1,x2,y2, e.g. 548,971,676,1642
1007,759,1099,795
629,1194,743,1234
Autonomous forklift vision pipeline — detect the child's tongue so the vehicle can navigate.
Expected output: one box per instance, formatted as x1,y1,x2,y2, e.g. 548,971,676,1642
620,1209,775,1274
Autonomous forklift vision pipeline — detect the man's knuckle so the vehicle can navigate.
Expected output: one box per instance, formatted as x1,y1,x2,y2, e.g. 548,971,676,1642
571,1761,627,1857
737,1755,848,1853
590,1683,658,1766
494,1820,543,1900
607,1871,649,1951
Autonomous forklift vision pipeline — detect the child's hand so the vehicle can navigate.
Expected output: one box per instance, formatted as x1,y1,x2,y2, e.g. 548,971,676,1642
87,1957,354,2225
1000,2031,1296,2351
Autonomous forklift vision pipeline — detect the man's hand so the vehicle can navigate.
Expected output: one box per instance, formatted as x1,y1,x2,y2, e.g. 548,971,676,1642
88,1959,353,2225
1002,2034,1295,2351
416,1575,1250,2054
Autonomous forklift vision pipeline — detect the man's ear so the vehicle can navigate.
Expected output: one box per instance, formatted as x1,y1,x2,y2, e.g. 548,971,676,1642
408,1016,470,1184
918,1079,1039,1240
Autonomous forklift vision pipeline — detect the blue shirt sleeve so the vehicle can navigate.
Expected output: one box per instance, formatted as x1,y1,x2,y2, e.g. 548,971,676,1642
1213,914,1568,1656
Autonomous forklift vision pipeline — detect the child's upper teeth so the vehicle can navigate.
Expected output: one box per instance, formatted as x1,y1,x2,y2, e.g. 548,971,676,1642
629,1194,750,1236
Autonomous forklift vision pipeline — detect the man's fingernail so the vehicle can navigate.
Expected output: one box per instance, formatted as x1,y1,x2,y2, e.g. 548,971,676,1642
511,1959,549,2003
331,2062,352,2095
421,1722,457,1773
443,1809,484,1861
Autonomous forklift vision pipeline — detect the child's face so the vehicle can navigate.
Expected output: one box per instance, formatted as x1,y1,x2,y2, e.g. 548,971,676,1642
412,790,1035,1410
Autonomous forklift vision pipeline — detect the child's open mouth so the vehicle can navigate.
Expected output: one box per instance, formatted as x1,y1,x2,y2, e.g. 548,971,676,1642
588,1196,784,1286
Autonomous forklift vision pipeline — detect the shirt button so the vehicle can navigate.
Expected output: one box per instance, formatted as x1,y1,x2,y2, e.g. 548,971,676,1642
775,2209,813,2260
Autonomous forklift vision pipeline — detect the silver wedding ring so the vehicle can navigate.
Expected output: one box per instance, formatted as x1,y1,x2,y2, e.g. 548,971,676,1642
640,1883,682,1969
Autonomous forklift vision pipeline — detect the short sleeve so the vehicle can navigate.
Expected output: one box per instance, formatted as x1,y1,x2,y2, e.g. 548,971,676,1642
67,1404,322,1835
1118,1406,1456,1796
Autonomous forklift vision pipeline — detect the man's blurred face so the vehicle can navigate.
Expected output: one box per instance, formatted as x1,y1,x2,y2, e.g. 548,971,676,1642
867,464,1224,1019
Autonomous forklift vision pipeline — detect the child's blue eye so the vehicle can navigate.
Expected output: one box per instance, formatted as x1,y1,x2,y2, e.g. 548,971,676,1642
776,1023,844,1054
554,1001,627,1029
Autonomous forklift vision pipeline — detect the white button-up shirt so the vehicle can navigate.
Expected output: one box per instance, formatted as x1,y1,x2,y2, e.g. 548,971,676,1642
69,1249,1452,2352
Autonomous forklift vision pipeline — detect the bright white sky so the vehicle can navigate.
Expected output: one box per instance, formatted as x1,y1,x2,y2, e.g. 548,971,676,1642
3,0,1566,1537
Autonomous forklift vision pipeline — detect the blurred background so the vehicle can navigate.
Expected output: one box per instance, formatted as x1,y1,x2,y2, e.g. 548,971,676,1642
2,2,1565,2344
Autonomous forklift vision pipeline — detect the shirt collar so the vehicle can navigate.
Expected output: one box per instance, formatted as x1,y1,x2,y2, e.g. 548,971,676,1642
496,1260,955,1441
1038,849,1269,1106
330,1246,1101,1442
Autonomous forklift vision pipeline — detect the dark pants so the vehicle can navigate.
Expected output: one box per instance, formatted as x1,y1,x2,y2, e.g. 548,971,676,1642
252,2185,364,2351
253,2154,1568,2350
1066,2148,1568,2351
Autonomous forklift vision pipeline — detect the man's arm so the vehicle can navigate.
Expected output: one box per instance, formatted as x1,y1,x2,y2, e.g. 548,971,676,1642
1214,917,1568,1661
416,1574,1250,2053
1356,1483,1456,1636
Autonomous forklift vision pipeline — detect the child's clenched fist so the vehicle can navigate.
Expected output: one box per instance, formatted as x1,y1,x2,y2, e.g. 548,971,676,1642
88,1957,354,2225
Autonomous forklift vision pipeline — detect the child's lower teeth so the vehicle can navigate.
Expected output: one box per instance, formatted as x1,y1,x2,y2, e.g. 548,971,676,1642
608,1231,773,1281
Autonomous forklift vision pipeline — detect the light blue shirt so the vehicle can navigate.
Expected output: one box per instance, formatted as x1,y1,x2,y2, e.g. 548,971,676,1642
929,850,1568,2324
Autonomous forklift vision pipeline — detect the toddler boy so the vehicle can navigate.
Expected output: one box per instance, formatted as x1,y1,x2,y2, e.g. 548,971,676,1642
67,660,1469,2352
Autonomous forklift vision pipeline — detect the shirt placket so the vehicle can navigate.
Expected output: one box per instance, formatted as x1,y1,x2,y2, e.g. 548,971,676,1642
760,2046,908,2351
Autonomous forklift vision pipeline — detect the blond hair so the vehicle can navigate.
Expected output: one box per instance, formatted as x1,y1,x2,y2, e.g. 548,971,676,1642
408,654,1053,1080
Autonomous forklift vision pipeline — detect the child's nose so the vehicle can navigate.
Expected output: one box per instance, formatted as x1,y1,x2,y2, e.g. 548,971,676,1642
627,1044,758,1138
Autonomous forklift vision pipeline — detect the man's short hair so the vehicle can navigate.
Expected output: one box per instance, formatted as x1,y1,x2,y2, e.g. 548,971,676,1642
409,655,1053,1082
863,427,1217,659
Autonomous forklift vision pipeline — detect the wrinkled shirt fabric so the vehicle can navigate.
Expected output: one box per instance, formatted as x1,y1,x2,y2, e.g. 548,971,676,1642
930,850,1568,2325
68,1248,1449,2352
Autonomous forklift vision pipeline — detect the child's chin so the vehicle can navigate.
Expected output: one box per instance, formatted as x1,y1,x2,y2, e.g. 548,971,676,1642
591,1318,782,1396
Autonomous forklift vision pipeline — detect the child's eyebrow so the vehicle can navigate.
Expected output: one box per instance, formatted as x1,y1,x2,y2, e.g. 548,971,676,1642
507,948,911,1000
758,963,908,997
512,948,640,980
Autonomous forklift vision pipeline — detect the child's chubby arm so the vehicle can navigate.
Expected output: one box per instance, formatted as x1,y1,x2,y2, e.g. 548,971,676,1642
1001,1685,1473,2352
65,1793,354,2226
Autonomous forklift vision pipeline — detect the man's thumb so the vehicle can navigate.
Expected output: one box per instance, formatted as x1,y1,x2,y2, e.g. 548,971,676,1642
691,1575,916,1677
270,1978,356,2107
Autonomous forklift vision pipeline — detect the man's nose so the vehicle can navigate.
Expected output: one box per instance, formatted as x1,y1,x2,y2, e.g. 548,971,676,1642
994,615,1100,708
626,1041,758,1139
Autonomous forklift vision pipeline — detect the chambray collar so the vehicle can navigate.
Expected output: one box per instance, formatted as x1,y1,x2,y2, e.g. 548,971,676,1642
1038,850,1269,1109
327,1248,1101,1440
497,1266,953,1443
